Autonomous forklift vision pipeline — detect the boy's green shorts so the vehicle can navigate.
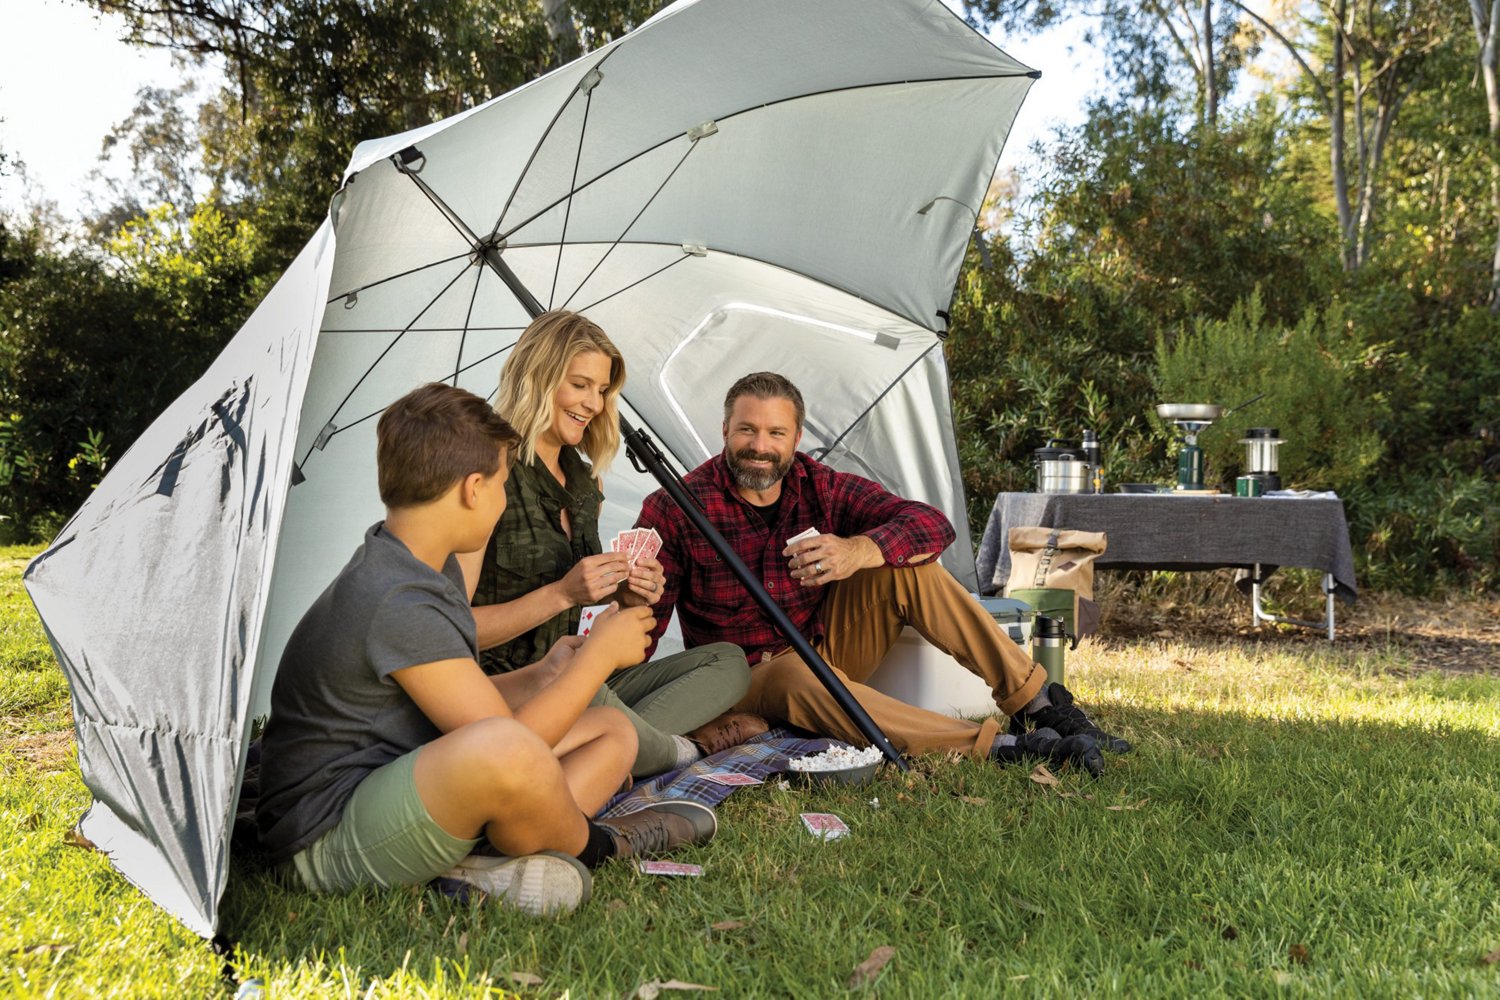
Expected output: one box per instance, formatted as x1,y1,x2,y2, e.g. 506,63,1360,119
293,748,481,893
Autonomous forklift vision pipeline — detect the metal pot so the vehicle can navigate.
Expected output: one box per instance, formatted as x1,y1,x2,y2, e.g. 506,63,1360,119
1034,440,1090,494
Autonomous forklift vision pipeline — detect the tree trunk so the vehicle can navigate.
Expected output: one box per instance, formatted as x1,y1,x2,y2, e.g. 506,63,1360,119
1203,0,1217,126
541,0,581,65
1330,0,1355,271
1470,0,1500,309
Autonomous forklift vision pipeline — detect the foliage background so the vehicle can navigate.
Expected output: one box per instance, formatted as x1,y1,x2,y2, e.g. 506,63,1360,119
0,0,1496,592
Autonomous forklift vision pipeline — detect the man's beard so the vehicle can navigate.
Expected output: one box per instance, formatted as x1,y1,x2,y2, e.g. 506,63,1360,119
727,446,794,492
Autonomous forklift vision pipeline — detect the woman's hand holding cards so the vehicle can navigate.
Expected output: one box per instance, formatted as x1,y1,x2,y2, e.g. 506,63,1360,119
559,552,632,606
619,555,666,607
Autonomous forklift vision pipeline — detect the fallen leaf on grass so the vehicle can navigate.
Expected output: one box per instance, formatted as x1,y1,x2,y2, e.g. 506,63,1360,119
636,980,718,998
456,931,467,956
1010,898,1047,916
847,945,895,988
1288,943,1309,965
1105,799,1149,812
1273,970,1294,986
958,795,989,806
62,828,97,851
607,899,629,914
509,971,543,986
1479,947,1500,966
1028,765,1060,787
709,920,747,931
17,944,73,957
1221,925,1240,941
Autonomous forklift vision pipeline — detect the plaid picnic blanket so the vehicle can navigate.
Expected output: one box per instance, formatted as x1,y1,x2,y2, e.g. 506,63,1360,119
600,728,834,818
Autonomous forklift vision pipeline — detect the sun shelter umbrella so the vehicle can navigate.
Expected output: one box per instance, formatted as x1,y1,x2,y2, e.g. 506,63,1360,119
25,0,1036,935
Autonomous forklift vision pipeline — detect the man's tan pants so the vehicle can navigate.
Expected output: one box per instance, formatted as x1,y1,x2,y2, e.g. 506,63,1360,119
731,560,1047,759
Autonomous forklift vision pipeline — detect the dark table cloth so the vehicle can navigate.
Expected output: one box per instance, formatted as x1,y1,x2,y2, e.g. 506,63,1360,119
975,493,1357,602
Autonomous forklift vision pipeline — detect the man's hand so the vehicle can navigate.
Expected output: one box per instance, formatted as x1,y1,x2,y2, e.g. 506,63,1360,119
617,555,667,607
558,552,632,606
581,602,655,670
784,533,884,587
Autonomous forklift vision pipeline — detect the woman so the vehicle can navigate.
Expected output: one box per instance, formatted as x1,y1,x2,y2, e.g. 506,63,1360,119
462,310,764,777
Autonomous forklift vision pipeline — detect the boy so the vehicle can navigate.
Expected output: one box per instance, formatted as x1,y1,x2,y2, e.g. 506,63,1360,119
257,383,716,916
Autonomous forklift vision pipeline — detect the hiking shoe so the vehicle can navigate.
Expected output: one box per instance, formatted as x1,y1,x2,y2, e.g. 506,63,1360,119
599,801,718,859
434,850,590,916
1011,682,1133,753
990,726,1105,778
687,712,771,755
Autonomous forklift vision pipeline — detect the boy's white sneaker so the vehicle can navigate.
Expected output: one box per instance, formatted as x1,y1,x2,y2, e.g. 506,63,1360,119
435,850,591,916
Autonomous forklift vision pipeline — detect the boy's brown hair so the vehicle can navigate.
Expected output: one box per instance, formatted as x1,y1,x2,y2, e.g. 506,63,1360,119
377,383,521,508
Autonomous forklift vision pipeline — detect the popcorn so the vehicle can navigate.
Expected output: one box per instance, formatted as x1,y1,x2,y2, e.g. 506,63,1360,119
787,743,882,772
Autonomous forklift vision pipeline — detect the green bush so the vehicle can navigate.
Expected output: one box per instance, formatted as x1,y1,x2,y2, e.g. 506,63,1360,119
1153,292,1385,492
1345,465,1500,594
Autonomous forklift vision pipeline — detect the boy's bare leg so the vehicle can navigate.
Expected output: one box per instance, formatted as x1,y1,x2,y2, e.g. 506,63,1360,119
413,713,627,857
553,706,639,814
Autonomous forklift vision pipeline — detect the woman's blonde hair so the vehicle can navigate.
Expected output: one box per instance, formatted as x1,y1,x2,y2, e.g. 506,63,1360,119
495,310,625,479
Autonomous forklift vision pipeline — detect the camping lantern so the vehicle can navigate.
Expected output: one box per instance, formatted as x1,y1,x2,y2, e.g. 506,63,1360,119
1239,427,1284,492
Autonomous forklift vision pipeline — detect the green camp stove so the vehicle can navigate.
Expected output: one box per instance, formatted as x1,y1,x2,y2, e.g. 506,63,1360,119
1156,403,1222,491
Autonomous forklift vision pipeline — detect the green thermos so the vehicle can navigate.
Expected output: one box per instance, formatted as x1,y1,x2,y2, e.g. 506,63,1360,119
1031,615,1078,685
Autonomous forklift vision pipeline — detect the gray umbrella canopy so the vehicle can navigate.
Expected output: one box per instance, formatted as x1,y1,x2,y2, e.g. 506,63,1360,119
25,0,1035,935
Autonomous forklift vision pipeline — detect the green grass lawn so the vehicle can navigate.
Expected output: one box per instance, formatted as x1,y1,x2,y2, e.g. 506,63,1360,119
3,542,1498,997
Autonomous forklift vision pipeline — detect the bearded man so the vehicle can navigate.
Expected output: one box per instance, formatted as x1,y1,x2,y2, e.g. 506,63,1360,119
631,372,1130,775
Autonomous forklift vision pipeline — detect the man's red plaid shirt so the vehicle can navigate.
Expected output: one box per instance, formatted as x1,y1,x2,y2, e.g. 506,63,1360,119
634,452,955,663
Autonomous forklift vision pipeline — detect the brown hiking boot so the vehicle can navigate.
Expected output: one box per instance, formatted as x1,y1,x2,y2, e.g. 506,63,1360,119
686,712,770,755
598,801,718,859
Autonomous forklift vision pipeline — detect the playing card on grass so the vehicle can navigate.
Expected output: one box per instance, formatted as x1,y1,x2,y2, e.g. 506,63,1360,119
702,771,763,787
639,860,703,877
786,526,820,547
576,604,609,637
801,812,850,840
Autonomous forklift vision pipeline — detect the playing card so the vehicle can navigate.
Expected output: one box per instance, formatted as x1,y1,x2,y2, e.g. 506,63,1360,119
576,604,609,637
635,527,662,563
621,528,644,566
639,860,703,877
702,771,763,787
801,812,850,840
610,534,623,553
786,526,820,548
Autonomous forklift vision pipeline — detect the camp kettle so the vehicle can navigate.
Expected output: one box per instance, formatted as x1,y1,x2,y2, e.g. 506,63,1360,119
1031,614,1078,685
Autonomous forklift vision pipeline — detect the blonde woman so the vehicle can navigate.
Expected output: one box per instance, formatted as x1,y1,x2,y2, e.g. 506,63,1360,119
460,311,764,777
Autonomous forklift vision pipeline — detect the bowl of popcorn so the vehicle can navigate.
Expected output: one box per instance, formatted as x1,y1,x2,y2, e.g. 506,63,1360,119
786,743,883,786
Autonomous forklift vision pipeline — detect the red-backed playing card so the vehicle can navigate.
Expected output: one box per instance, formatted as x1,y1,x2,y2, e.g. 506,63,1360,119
702,772,763,787
639,860,703,877
801,812,850,840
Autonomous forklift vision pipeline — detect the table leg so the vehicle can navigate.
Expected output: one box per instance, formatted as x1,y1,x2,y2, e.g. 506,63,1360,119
1250,564,1337,641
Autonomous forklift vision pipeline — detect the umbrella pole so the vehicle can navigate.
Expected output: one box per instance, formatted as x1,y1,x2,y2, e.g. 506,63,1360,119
484,252,907,770
621,423,909,773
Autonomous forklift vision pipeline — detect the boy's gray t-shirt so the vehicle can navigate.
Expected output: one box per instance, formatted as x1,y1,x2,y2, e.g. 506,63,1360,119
256,522,477,862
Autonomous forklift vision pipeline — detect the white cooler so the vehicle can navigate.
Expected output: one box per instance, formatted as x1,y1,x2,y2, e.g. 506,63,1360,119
864,628,996,718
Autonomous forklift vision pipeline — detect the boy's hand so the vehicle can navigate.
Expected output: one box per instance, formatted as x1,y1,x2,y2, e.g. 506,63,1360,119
583,602,655,670
538,635,586,681
559,553,632,606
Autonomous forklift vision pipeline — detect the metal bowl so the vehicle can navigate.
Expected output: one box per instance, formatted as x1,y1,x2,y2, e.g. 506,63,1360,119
790,761,880,787
1156,403,1223,421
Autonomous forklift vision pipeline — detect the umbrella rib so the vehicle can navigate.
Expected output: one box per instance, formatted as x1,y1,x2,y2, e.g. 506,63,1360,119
569,253,689,315
816,342,940,461
453,264,485,386
312,339,525,444
326,250,475,305
490,49,616,243
558,142,697,312
300,260,477,468
498,71,1032,243
322,325,528,334
549,85,594,309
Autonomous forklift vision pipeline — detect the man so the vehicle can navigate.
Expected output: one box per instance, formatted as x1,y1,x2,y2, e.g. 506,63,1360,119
634,372,1131,775
257,383,716,918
